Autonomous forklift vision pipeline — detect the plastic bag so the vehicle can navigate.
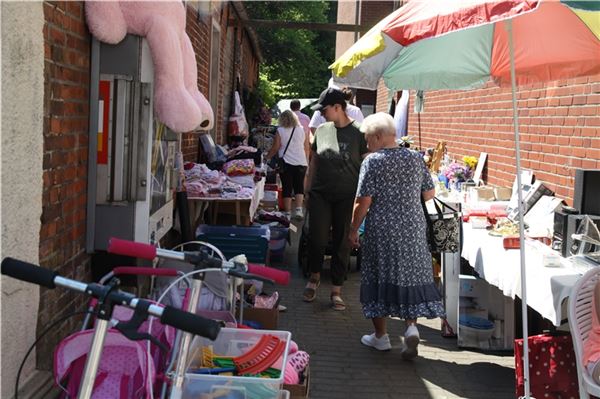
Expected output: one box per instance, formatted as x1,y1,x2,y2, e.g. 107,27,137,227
227,91,249,137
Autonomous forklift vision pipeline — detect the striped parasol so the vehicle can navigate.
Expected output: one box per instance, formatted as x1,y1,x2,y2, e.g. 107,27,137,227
331,0,600,91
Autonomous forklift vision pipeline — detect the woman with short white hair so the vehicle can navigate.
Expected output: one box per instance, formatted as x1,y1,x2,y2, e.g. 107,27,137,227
348,112,444,360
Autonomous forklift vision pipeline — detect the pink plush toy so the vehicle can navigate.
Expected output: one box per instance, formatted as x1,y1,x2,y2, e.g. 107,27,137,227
85,1,214,133
273,349,309,385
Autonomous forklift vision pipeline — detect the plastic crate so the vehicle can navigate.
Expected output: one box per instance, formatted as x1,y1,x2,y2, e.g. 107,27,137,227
269,227,288,263
265,184,284,210
196,225,269,263
183,328,291,399
269,227,288,252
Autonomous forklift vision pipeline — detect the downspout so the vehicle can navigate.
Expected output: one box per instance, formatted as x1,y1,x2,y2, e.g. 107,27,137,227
231,24,239,114
354,0,360,43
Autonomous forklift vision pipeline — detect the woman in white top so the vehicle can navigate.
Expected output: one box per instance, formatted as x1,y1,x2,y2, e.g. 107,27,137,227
267,110,310,220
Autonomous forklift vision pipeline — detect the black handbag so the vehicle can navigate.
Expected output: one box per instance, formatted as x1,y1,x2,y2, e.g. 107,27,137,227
268,127,295,173
421,196,462,253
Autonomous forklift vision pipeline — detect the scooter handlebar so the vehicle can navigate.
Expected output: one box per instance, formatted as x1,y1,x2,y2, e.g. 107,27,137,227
160,306,221,340
107,238,156,260
112,267,179,277
107,238,290,285
1,257,58,289
247,264,290,286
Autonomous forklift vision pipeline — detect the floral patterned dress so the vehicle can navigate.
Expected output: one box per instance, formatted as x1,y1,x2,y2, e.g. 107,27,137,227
357,147,445,320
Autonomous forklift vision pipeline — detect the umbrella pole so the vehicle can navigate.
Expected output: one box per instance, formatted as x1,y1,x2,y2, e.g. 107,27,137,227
507,20,532,399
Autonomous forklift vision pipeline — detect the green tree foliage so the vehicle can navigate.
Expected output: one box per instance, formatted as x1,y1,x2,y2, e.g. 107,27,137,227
247,1,337,106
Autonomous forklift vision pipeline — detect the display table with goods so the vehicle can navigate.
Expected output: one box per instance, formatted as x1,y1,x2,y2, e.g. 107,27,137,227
185,162,266,226
431,174,597,351
461,221,594,327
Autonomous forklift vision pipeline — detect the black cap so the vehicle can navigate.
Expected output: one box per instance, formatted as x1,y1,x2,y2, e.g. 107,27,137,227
311,88,346,111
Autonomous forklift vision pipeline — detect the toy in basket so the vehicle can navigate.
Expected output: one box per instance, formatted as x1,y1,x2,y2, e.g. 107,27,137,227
183,328,291,399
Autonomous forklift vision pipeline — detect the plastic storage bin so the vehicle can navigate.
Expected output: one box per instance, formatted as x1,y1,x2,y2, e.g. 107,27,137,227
196,224,270,263
183,328,292,399
269,227,288,262
265,183,284,210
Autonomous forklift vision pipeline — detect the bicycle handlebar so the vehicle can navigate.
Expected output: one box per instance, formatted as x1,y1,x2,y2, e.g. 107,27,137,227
107,237,290,285
1,257,221,340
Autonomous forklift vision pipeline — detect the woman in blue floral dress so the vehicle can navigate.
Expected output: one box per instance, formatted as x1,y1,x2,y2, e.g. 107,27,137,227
348,112,445,360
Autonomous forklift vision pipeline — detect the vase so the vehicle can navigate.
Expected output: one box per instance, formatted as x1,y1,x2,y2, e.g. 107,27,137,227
450,179,464,192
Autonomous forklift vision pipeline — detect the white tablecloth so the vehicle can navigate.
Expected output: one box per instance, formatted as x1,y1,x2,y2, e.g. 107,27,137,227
461,222,594,326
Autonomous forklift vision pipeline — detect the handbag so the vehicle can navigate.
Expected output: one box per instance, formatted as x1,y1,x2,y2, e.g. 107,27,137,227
421,196,462,253
268,127,296,173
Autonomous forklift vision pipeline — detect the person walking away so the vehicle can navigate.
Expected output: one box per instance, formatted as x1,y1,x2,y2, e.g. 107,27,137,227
303,88,368,310
266,110,309,220
342,88,365,123
348,112,445,359
290,99,310,139
309,88,364,139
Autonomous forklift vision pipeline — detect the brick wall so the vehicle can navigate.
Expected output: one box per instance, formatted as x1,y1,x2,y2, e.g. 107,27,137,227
183,5,211,162
38,0,92,369
240,31,259,90
360,1,394,29
181,3,261,160
221,8,235,144
376,76,600,205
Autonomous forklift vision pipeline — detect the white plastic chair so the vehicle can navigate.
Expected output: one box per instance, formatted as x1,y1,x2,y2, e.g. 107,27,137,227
568,267,600,399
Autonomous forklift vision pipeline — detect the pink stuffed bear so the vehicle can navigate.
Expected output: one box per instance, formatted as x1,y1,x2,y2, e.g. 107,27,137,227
85,1,214,133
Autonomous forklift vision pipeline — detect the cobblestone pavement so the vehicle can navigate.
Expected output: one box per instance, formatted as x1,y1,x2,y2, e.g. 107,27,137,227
271,225,515,399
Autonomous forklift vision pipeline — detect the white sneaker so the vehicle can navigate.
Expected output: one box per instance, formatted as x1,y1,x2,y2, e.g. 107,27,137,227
361,333,392,351
401,325,420,360
293,207,304,221
282,211,291,221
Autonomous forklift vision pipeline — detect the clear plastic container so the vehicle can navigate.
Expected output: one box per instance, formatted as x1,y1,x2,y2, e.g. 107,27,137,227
182,328,291,399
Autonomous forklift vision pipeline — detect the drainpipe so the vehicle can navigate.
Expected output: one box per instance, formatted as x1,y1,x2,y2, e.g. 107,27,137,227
354,0,360,43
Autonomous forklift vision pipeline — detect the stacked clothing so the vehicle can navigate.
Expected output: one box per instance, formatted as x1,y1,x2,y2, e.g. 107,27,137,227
183,162,257,199
184,163,227,197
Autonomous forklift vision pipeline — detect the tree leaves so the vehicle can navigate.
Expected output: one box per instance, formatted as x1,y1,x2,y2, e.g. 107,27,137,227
247,1,336,105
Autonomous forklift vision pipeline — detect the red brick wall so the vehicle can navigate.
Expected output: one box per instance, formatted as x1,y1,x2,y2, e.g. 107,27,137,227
181,3,261,160
38,0,92,369
376,76,600,205
360,1,395,29
183,5,211,162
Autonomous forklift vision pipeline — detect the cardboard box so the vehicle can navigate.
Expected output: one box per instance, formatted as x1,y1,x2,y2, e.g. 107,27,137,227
474,187,496,201
239,306,279,330
261,190,279,210
494,186,512,201
283,365,310,399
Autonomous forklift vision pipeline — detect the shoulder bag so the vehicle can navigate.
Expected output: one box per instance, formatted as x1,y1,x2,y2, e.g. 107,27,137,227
269,127,295,173
421,196,462,253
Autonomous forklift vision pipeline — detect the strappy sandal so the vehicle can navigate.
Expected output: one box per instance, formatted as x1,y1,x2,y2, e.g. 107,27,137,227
302,278,320,302
330,294,346,311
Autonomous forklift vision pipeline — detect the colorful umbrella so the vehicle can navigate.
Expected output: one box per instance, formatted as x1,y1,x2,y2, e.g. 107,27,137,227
331,0,600,91
331,2,600,398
